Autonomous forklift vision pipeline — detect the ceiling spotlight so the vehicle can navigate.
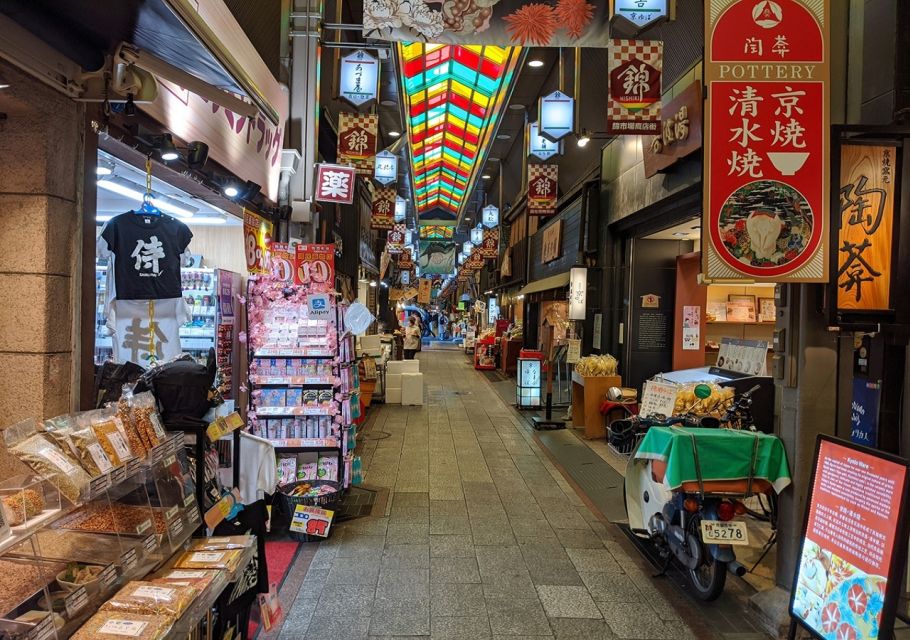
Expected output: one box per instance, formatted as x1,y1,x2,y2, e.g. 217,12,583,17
388,130,401,138
482,174,492,179
223,182,241,198
496,133,511,140
158,134,179,161
186,141,209,169
577,131,591,148
528,59,544,68
96,162,114,177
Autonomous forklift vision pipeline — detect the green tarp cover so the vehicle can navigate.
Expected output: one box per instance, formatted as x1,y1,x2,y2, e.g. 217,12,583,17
634,427,792,493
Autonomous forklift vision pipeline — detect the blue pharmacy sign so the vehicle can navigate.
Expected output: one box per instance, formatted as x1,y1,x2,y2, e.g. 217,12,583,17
850,377,881,447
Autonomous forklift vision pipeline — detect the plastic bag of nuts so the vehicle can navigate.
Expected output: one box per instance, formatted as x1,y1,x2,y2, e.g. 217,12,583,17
101,581,197,619
70,611,173,640
6,419,91,504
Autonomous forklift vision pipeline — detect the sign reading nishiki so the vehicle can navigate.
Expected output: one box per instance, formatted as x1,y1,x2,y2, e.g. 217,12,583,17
607,39,662,135
528,164,558,216
371,186,396,230
704,0,830,283
387,224,406,255
338,112,378,175
315,164,356,204
479,228,499,259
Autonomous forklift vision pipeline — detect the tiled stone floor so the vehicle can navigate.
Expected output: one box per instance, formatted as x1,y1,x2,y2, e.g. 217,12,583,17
279,350,715,639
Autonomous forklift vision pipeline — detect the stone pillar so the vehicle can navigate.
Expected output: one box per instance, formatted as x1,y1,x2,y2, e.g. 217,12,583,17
0,61,83,430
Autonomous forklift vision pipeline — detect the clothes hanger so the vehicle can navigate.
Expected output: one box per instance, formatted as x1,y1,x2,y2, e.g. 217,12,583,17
135,155,161,216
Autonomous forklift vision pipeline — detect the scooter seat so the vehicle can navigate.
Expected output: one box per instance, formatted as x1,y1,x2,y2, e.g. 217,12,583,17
650,459,773,495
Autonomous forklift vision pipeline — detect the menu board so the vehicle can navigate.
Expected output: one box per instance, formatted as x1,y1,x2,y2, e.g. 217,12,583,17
714,338,768,376
790,437,910,640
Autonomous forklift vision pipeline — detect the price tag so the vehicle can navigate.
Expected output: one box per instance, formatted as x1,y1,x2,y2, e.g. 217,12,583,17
187,504,201,524
127,458,142,476
151,442,167,464
168,516,185,540
120,548,138,572
110,465,127,485
165,505,179,522
163,455,176,468
142,534,158,555
183,492,196,507
204,489,239,529
135,519,152,535
90,473,112,497
290,504,334,538
98,563,117,589
27,614,55,640
206,412,245,442
64,585,88,617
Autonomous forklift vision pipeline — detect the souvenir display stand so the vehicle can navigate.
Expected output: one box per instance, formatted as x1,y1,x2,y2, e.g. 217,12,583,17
473,334,497,370
0,404,256,640
246,275,356,503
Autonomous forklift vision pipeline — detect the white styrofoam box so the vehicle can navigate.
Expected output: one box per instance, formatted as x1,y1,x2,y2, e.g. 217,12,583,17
401,372,424,405
387,360,420,375
359,335,382,355
386,373,402,390
386,387,402,404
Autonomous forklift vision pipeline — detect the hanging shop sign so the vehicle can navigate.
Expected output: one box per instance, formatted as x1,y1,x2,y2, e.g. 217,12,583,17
295,243,335,287
374,150,398,185
400,270,410,285
482,204,499,228
704,0,830,282
394,196,407,223
528,164,558,216
339,49,379,108
539,90,575,142
418,278,432,304
529,122,561,161
850,377,881,447
607,39,663,135
315,164,356,204
541,220,563,263
398,248,415,270
364,1,613,47
418,240,457,275
612,0,669,30
790,436,910,640
471,226,484,246
479,228,500,259
836,144,897,313
464,249,485,270
243,209,273,275
337,112,378,175
371,186,396,230
387,224,406,255
642,80,702,178
569,267,587,320
463,240,474,256
269,242,295,282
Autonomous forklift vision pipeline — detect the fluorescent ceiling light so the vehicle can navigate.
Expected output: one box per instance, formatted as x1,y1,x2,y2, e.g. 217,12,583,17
388,130,401,138
97,176,196,217
528,59,544,68
187,216,227,226
381,99,398,106
496,134,511,140
96,163,113,176
482,174,491,179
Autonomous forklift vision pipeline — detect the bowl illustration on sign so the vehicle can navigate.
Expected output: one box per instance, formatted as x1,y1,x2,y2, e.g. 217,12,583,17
767,151,810,176
719,180,812,268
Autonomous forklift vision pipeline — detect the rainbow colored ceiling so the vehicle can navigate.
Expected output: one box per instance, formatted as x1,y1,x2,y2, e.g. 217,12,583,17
419,225,454,239
397,43,520,225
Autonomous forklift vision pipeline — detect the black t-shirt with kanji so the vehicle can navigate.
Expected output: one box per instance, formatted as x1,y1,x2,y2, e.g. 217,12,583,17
101,212,193,300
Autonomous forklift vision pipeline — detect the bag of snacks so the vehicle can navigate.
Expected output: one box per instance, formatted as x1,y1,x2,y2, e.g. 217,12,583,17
115,393,147,459
188,535,253,551
152,569,217,594
77,408,134,466
70,426,115,477
175,548,243,571
129,392,167,449
2,488,45,526
39,415,81,462
5,419,90,503
70,612,173,640
101,581,197,619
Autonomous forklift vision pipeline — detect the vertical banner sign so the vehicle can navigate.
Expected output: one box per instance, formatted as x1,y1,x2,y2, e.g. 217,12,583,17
568,267,587,320
704,0,830,282
479,228,500,259
850,378,881,447
539,90,575,142
295,244,336,286
374,150,398,185
387,224,406,254
337,112,378,175
790,436,910,640
315,164,356,204
607,39,662,135
339,49,379,107
528,164,558,216
243,209,273,275
417,278,432,304
528,122,561,161
481,204,499,228
371,186,396,230
398,248,415,270
269,242,295,282
837,144,897,312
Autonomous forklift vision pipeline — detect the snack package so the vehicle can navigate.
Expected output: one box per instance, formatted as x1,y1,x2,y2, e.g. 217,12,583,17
297,459,317,481
6,419,90,503
101,581,197,619
152,569,216,594
188,535,254,551
285,389,303,407
70,611,173,640
130,392,167,448
2,489,45,526
316,455,338,482
277,456,297,486
174,549,243,571
116,396,148,459
70,426,116,477
75,409,133,467
39,414,82,462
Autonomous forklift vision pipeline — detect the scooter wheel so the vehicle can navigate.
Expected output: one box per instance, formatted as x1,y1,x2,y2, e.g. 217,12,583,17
685,519,726,601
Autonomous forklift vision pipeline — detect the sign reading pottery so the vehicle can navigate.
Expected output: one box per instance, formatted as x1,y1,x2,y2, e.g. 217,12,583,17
528,164,558,216
528,122,561,161
539,90,574,142
337,112,378,175
339,49,379,107
613,0,669,30
607,39,663,135
643,81,702,178
836,144,897,313
541,220,562,263
315,164,356,204
479,228,500,259
371,186,396,230
374,150,398,185
704,0,830,282
243,209,273,275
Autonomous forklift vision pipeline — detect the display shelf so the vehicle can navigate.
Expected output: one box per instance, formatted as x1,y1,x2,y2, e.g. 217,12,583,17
253,406,336,417
267,437,340,451
250,375,335,387
254,348,335,358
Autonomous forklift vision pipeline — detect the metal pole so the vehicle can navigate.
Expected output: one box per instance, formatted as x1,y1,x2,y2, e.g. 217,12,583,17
558,48,564,93
574,47,581,132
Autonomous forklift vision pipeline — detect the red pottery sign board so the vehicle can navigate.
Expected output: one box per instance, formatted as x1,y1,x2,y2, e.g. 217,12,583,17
703,0,829,282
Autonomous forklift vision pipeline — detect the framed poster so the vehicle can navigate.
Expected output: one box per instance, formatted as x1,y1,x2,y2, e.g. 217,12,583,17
790,436,910,640
726,300,756,323
759,297,777,323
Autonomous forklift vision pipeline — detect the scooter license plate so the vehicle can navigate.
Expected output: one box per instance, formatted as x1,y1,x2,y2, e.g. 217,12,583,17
700,520,749,546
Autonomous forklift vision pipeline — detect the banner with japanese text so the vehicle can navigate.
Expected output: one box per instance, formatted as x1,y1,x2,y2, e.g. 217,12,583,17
338,112,378,175
607,39,662,135
315,164,356,204
464,249,484,270
528,164,558,216
704,0,830,282
387,224,406,255
479,228,500,259
418,240,456,275
243,209,273,275
294,244,335,287
269,242,295,282
836,144,897,313
371,186,396,230
417,278,432,304
398,248,415,270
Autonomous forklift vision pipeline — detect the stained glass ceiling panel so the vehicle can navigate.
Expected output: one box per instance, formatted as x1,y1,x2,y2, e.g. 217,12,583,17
397,42,520,225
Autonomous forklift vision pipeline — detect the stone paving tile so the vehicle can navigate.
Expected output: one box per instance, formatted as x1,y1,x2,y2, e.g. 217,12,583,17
382,544,431,569
429,582,486,616
596,602,677,639
554,528,607,549
387,522,431,544
304,613,371,639
578,572,642,603
393,492,431,507
486,597,554,636
430,556,481,583
564,548,624,574
535,586,602,619
429,534,475,558
326,559,380,585
430,614,492,639
547,617,615,639
369,600,430,637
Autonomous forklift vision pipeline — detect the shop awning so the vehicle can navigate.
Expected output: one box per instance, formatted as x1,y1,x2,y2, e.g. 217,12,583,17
516,272,570,297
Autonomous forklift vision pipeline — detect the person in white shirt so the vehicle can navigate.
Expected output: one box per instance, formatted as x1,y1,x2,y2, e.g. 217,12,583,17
403,315,421,360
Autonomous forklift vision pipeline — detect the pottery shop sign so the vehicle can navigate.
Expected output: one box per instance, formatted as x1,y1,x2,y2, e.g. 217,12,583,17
703,0,830,282
836,144,897,314
643,81,702,178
